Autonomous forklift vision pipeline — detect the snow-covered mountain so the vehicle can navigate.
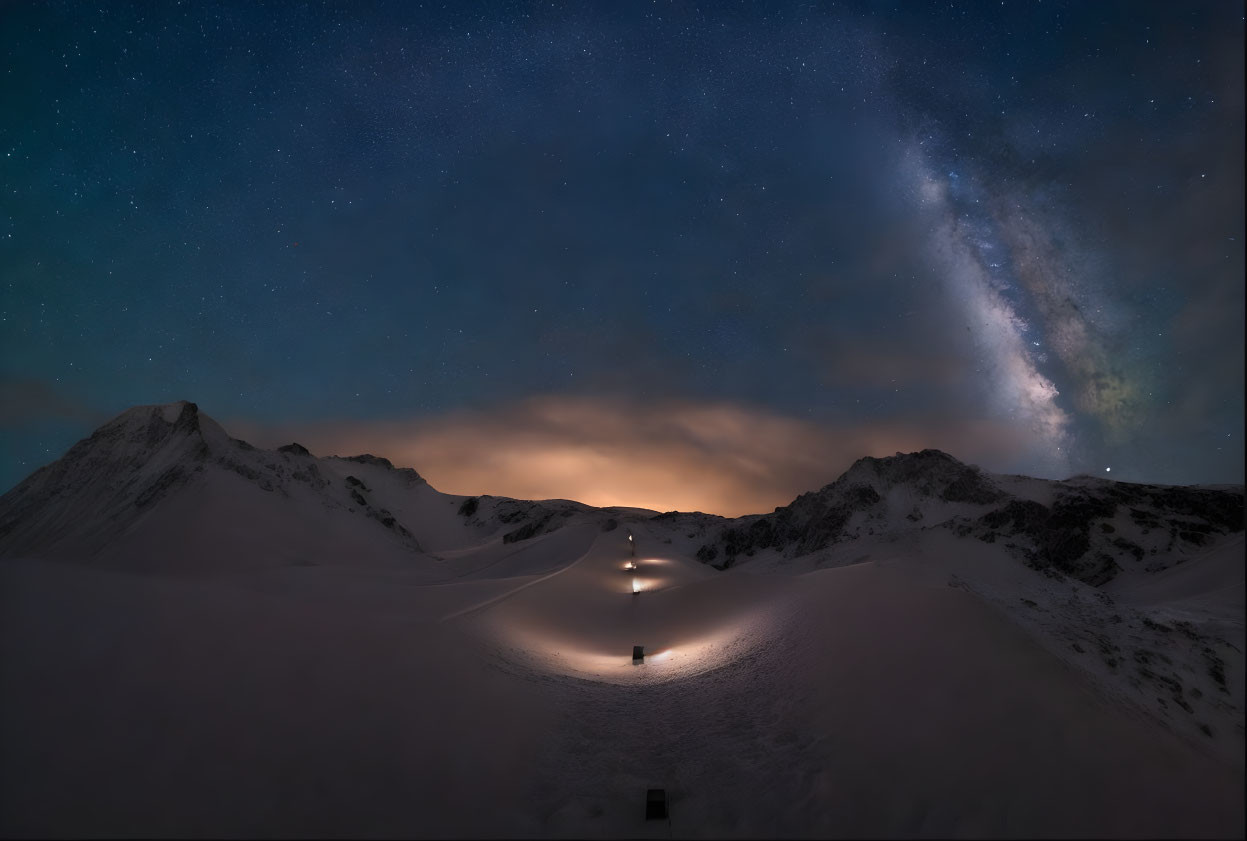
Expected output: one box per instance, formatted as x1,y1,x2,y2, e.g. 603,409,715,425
1,402,1242,838
679,448,1242,585
640,449,1245,765
0,401,605,577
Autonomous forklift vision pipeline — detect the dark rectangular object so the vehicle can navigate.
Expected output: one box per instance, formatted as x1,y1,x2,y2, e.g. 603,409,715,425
632,645,644,664
645,788,667,820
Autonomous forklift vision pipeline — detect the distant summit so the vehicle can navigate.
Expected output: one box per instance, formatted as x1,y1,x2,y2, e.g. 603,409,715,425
0,401,595,572
832,449,1004,504
684,449,1243,586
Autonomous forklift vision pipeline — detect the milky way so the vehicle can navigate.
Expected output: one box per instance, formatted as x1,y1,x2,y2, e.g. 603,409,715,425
1,1,1242,506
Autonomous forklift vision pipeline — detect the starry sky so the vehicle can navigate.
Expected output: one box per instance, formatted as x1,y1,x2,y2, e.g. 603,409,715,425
2,1,1243,514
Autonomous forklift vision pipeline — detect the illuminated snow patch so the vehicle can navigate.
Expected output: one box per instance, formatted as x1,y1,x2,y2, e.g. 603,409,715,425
490,606,779,686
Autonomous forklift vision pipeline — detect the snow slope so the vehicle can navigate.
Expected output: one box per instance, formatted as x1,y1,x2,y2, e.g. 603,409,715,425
0,403,1242,837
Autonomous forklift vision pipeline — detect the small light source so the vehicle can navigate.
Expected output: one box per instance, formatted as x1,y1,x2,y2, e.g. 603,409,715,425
628,533,633,542
624,561,635,570
632,645,644,664
632,578,641,593
645,788,668,820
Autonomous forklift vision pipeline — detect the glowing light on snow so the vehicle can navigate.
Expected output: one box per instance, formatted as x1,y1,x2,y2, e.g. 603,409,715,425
624,561,635,570
632,578,641,593
494,606,775,685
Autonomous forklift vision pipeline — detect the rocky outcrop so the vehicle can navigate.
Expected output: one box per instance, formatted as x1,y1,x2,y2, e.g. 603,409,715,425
691,450,1244,586
339,454,426,487
693,450,1003,567
455,495,591,544
344,454,394,469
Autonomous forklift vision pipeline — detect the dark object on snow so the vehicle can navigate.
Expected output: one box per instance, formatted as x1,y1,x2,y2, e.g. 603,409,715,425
277,442,311,456
632,645,644,664
646,788,668,820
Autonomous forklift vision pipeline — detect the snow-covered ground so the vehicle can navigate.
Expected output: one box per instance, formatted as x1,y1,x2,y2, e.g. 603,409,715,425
0,403,1242,837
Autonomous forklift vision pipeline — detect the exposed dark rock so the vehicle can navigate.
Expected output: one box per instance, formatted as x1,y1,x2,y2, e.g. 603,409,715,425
369,507,412,537
689,449,1243,584
1111,537,1144,560
1203,647,1229,692
393,467,426,486
498,507,527,524
134,467,187,508
222,459,275,492
278,443,311,456
973,494,1124,585
941,471,1003,504
344,454,394,469
503,513,555,544
458,496,480,517
291,463,326,487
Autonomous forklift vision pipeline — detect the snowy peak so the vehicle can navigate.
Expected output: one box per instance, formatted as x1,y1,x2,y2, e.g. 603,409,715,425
0,401,225,558
7,400,225,508
691,450,1243,583
0,401,430,564
689,450,1001,568
78,400,220,464
0,401,593,571
821,448,1002,504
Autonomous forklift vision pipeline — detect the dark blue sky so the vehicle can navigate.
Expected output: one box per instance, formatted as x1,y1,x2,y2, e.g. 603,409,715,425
2,1,1243,506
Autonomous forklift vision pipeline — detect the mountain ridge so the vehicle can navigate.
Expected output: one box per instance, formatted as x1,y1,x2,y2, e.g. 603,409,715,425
1,402,1241,588
0,401,588,571
683,448,1243,588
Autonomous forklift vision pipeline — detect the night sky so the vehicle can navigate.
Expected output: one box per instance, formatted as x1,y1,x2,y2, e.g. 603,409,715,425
2,1,1243,514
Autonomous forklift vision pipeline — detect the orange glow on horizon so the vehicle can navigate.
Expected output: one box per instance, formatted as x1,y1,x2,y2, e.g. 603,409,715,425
237,395,1043,517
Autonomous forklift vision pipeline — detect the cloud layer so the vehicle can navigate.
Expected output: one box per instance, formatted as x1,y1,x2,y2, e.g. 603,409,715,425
239,395,1041,517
